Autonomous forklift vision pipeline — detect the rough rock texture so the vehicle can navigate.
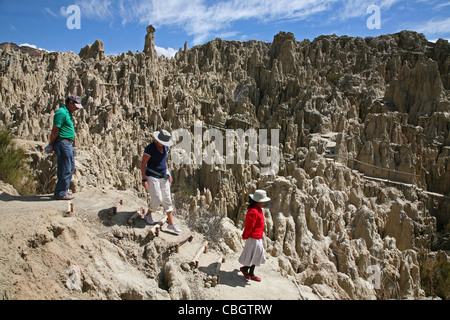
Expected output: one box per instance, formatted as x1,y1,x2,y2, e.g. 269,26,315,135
0,29,449,299
144,25,157,60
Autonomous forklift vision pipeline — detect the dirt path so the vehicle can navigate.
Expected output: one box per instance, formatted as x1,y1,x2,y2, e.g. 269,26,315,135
0,186,308,300
202,255,303,300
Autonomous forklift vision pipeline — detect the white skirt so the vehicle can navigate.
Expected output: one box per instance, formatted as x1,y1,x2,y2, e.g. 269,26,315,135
238,238,266,267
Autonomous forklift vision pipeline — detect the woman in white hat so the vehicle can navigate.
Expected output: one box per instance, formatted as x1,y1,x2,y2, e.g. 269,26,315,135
238,189,270,282
140,130,181,233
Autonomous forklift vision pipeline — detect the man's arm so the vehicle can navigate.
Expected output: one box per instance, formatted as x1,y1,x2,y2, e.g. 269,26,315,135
48,126,60,151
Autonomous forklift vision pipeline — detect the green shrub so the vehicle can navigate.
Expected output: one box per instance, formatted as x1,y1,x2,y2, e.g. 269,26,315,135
326,73,344,85
419,251,450,300
0,129,35,195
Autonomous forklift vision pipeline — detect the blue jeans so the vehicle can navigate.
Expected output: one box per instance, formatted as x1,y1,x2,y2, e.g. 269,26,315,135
53,140,75,197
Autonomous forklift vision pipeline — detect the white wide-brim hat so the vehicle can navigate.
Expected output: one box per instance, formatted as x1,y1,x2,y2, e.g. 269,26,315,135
153,130,174,147
250,189,271,203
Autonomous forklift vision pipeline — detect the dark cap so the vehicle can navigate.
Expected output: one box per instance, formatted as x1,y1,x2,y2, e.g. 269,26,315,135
67,95,83,109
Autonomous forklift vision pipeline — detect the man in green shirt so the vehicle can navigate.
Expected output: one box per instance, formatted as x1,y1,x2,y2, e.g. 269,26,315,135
48,95,83,200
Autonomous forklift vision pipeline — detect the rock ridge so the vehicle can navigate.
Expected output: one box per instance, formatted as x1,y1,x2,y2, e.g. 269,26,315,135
0,29,449,300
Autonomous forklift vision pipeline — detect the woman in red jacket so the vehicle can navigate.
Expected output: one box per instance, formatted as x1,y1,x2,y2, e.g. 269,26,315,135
239,189,270,282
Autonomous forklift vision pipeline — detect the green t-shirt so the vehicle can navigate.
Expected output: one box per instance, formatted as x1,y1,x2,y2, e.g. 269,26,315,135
53,105,75,140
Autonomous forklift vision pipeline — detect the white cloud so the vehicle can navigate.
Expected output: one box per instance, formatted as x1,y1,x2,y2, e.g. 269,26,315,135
117,0,336,44
217,31,240,39
19,43,50,52
155,46,178,58
414,16,450,34
336,0,401,20
19,43,37,49
434,1,450,10
75,0,113,20
43,8,59,18
57,0,448,48
59,6,68,17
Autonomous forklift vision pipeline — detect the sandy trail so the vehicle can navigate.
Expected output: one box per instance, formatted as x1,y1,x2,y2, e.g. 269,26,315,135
0,187,308,300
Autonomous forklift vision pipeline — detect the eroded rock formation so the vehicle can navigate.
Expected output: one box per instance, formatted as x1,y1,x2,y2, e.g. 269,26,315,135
0,29,449,299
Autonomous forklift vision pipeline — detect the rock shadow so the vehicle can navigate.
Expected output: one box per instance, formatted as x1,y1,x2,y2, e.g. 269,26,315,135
198,264,248,288
97,209,146,228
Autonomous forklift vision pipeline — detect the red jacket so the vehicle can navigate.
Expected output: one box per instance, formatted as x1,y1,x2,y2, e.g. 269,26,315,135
242,205,265,240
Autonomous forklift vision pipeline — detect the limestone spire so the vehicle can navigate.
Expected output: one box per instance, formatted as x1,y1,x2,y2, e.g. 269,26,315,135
144,25,157,59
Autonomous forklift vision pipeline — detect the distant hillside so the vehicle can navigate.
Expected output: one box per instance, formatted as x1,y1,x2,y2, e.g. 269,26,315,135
0,42,43,58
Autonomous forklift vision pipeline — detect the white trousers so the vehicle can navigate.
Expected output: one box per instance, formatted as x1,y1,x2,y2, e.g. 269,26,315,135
146,176,174,213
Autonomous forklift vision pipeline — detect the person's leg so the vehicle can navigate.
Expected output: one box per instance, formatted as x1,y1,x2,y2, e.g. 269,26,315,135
145,209,154,224
239,239,253,278
240,266,250,276
161,178,180,232
145,177,162,224
166,211,175,225
54,141,74,198
248,265,261,281
166,210,181,232
70,144,75,181
65,142,75,194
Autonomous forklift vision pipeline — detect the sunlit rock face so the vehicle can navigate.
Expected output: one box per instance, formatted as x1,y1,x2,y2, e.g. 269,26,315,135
1,29,448,299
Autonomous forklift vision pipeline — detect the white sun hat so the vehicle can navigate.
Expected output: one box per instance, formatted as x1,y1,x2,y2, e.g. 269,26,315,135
250,189,271,203
153,130,174,147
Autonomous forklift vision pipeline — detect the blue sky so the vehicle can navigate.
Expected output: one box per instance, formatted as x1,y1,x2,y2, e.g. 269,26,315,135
1,0,449,57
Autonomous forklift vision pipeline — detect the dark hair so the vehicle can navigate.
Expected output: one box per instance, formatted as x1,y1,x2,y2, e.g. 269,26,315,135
248,196,258,209
65,96,76,105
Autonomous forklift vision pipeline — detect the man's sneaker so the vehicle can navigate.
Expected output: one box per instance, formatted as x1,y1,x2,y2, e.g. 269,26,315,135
144,215,155,225
55,194,74,200
167,224,181,233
